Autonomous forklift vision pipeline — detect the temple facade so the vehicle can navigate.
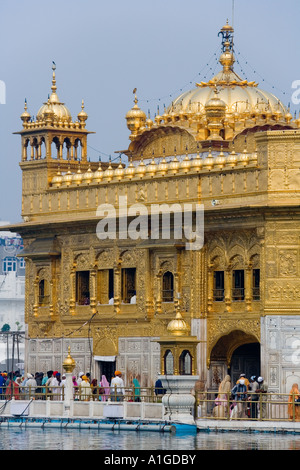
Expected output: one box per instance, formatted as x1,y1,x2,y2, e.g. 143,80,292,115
6,22,300,393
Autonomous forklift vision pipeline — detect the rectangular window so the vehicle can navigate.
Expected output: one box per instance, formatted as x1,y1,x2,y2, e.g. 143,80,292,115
121,268,136,303
39,279,49,306
232,269,244,301
76,271,90,305
3,257,17,272
162,272,174,302
213,271,224,301
97,269,114,304
253,269,260,300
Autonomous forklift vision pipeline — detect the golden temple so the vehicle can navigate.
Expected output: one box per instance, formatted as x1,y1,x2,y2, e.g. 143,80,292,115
5,22,300,392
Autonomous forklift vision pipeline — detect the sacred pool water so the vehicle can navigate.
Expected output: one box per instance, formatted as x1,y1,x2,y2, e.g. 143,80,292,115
0,428,299,451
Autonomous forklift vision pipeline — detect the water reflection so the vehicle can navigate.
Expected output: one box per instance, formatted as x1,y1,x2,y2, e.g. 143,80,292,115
1,428,300,450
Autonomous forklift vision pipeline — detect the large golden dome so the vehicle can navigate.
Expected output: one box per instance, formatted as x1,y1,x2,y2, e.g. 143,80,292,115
168,21,286,120
125,21,295,159
169,81,286,119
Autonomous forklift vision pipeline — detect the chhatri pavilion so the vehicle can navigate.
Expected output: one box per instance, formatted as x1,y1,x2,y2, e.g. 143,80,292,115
5,22,300,393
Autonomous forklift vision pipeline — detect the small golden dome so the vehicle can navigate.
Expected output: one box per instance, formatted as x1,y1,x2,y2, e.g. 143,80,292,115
155,107,162,125
126,90,146,135
220,19,234,33
115,158,125,181
162,105,169,123
72,164,83,185
146,115,153,129
63,346,76,373
146,157,158,177
167,311,190,337
205,92,226,114
191,151,203,172
169,153,180,175
93,160,103,183
52,168,63,187
62,167,73,186
125,158,136,179
219,50,235,71
203,149,214,170
158,154,168,176
135,157,146,179
285,107,293,124
20,99,31,125
37,64,72,124
77,99,88,126
215,148,226,168
82,163,93,184
180,151,191,173
227,147,238,167
103,159,114,181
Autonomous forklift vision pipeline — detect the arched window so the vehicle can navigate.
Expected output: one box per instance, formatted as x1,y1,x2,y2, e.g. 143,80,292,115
39,279,50,306
179,350,192,375
162,271,174,302
164,350,174,375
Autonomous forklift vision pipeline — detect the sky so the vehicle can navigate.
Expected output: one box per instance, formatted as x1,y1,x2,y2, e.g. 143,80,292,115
0,0,299,223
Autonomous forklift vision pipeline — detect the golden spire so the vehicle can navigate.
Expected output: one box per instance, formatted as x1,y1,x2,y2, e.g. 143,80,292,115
77,99,88,127
196,22,258,89
20,98,31,126
49,61,59,103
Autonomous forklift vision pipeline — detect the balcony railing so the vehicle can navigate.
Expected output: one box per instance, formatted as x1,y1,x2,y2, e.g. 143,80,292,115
252,287,260,301
0,385,166,403
1,385,299,422
232,288,245,301
213,289,224,301
196,391,300,422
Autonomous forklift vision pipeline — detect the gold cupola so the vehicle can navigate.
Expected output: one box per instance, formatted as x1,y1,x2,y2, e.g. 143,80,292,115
126,89,146,140
77,99,88,128
167,311,190,337
204,87,226,140
20,99,31,126
36,62,72,125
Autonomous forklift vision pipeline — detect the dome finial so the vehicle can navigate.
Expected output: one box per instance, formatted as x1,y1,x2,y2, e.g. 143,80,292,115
218,21,235,73
51,61,57,93
20,97,31,125
133,87,138,106
77,99,88,127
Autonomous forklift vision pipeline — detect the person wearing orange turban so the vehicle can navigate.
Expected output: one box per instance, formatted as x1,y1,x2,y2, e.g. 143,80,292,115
111,370,125,401
288,383,300,421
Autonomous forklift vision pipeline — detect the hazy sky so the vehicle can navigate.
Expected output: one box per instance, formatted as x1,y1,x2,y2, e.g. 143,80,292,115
0,0,299,223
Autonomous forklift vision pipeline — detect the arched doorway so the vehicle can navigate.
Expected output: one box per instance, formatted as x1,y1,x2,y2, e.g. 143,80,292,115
209,330,260,390
230,343,260,385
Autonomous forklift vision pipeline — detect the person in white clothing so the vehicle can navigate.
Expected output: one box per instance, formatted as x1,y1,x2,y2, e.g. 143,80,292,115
110,371,125,401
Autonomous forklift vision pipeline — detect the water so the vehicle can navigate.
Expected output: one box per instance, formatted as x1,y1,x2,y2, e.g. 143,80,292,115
0,428,300,451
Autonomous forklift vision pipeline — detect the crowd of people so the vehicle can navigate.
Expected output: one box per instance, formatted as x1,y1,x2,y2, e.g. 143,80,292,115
213,374,300,421
213,373,269,420
0,369,149,402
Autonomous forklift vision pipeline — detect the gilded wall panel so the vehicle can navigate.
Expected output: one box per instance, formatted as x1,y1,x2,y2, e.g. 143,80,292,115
265,280,300,303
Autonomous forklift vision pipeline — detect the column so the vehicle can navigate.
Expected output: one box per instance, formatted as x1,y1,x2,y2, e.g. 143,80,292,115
245,263,253,311
224,266,232,312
